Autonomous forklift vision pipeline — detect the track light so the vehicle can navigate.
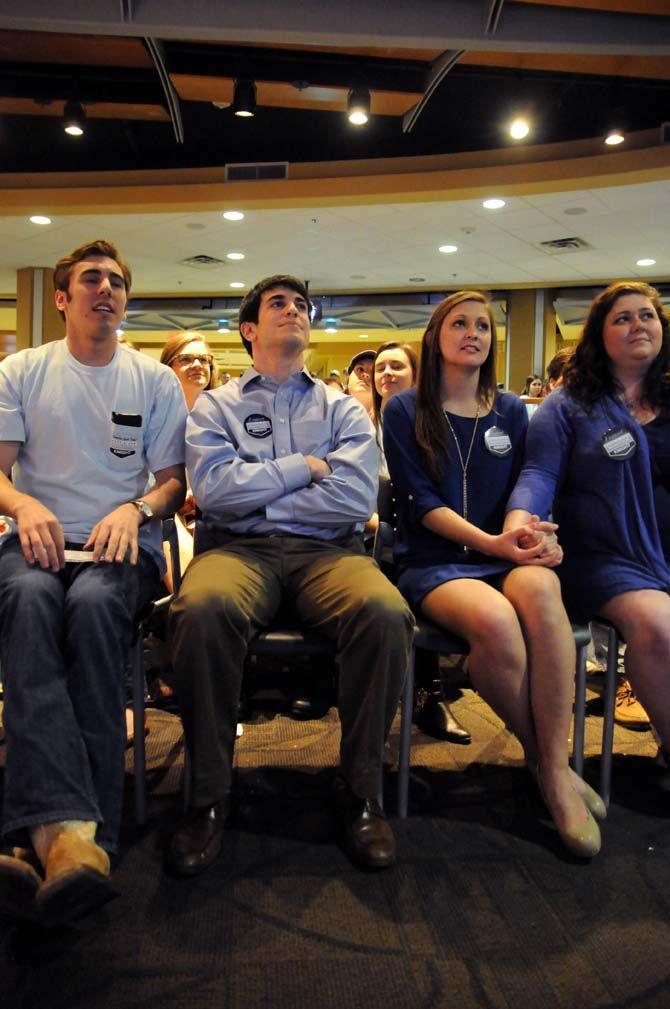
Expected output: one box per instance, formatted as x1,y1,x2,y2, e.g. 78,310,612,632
509,117,530,140
63,100,86,137
347,87,370,126
605,128,624,146
232,79,256,118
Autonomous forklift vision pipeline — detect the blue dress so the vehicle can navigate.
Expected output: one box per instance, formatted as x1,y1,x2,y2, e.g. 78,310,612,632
382,388,528,609
507,388,670,620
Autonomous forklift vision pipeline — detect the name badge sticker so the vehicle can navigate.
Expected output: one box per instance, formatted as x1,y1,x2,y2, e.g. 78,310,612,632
601,428,637,461
484,426,513,457
244,413,273,439
110,411,141,458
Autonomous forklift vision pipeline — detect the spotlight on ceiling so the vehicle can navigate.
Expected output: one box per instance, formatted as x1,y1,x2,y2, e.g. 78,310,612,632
232,79,256,118
509,117,530,140
347,87,370,126
63,100,86,137
605,128,625,146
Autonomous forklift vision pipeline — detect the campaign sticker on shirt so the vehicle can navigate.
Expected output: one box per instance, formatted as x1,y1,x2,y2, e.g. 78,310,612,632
244,413,273,439
110,412,141,458
601,427,637,461
484,426,512,457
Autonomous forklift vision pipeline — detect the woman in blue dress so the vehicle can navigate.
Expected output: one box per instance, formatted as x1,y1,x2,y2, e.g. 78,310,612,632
507,280,670,773
383,291,603,857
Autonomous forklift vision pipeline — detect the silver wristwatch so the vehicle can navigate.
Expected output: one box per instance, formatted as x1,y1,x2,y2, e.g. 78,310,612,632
132,499,154,526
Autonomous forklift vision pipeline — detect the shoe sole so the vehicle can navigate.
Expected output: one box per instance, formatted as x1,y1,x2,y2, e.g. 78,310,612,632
36,868,119,928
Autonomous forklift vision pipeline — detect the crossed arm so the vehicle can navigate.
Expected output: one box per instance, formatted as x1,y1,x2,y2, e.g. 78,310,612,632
0,441,185,571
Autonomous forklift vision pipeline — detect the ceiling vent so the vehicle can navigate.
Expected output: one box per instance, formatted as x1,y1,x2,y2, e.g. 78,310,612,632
180,254,227,269
539,236,591,254
225,162,289,181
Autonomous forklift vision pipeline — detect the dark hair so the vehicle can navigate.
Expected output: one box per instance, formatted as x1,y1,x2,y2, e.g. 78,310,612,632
546,346,574,385
371,341,418,430
238,274,310,356
522,374,543,396
563,281,670,410
53,240,132,310
416,291,498,482
160,331,219,390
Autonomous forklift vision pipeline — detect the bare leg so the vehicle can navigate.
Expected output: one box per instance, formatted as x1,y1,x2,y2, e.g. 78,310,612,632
599,589,670,751
422,578,535,752
501,567,590,835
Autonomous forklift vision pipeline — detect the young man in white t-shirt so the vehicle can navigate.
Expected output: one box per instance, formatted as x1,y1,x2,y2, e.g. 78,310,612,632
0,240,187,926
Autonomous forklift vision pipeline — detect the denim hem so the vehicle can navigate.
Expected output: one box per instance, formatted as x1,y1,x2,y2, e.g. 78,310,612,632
2,809,102,841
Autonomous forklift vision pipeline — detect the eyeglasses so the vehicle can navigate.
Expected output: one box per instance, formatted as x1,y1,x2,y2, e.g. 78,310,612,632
173,354,213,368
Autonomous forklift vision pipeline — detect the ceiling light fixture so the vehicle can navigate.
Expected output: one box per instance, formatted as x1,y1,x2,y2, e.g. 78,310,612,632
63,100,86,137
222,210,244,221
232,79,256,118
439,244,458,254
636,258,656,267
605,128,625,146
230,281,245,289
482,198,506,210
509,117,530,140
347,87,370,126
218,325,231,333
358,334,369,339
29,215,52,225
226,252,245,260
325,326,338,334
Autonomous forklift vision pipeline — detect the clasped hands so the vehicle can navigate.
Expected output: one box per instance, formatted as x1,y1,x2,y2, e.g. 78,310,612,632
15,495,142,572
494,515,563,567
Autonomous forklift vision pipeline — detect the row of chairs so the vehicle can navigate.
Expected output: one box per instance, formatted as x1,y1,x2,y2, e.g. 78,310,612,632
130,498,622,825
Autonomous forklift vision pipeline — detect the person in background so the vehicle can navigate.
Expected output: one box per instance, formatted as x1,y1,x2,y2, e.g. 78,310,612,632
0,240,186,925
160,331,219,412
371,341,418,460
544,347,574,393
346,349,376,417
384,290,604,858
521,375,544,399
508,281,670,790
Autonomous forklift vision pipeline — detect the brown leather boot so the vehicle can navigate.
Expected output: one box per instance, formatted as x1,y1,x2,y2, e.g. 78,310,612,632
36,828,118,927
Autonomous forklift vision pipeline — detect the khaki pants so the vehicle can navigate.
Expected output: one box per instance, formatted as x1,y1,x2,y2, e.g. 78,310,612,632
169,534,414,805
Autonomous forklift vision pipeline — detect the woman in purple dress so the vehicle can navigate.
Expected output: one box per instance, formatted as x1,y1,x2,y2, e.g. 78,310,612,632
384,291,603,857
508,280,670,777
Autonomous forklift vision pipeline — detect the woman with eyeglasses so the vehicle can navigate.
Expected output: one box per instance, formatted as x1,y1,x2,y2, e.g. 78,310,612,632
161,332,219,410
383,291,604,858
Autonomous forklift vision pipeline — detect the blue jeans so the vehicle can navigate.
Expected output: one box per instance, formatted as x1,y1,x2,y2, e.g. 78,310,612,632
0,540,160,853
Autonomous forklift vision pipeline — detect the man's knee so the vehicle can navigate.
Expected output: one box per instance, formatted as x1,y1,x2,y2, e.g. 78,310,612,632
171,581,250,640
0,562,63,622
345,578,414,644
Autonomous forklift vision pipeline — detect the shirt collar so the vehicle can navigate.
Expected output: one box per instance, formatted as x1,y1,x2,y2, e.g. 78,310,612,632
240,365,316,392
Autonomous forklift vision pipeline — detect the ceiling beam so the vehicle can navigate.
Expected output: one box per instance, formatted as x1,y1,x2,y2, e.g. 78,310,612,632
0,1,669,55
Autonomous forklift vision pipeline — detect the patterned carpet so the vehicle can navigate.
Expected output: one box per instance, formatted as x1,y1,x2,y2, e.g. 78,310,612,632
1,675,670,1009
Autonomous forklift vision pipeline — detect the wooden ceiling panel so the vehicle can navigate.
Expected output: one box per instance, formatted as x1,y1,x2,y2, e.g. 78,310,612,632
0,98,169,121
461,50,670,80
513,0,670,14
0,30,152,67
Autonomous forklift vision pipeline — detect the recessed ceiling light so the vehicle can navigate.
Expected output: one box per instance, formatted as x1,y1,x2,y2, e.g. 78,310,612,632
222,211,244,221
218,325,231,334
29,215,51,225
509,118,530,140
636,258,656,267
605,129,625,146
226,252,245,260
230,282,245,289
325,327,338,334
563,207,587,216
483,198,506,210
186,222,206,230
359,334,369,339
438,244,458,254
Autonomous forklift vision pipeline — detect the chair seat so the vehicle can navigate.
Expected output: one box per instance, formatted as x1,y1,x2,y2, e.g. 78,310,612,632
247,627,335,657
414,618,468,655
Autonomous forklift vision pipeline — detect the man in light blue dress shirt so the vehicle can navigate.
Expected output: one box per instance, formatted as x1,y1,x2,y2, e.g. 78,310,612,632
167,275,414,876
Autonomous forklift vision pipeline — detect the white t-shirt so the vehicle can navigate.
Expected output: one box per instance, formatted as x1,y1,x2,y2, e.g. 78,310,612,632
0,340,187,570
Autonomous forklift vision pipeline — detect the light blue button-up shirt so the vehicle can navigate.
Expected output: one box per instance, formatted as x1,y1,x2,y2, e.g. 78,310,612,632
186,366,380,540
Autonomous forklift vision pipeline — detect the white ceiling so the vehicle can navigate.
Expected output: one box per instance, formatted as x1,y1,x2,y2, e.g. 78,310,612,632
1,178,669,298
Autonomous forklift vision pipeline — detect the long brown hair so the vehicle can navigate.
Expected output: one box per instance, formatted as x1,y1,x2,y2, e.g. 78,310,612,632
416,291,498,482
562,281,670,410
160,331,219,391
371,341,419,429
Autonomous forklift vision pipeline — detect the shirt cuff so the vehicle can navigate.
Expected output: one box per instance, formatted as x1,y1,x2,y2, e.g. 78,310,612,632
276,452,311,493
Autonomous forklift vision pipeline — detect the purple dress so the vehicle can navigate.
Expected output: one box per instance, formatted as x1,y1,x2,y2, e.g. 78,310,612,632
507,388,670,620
383,388,528,609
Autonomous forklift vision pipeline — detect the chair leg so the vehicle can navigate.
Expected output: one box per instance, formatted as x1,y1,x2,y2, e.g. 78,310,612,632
600,626,619,808
182,741,192,813
572,641,587,778
397,650,415,819
132,633,147,827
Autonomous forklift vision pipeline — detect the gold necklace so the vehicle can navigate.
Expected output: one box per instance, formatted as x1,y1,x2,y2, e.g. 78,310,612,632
443,404,481,555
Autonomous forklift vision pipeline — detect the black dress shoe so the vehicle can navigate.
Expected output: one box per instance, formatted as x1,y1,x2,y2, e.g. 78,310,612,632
334,783,396,870
166,798,231,877
415,693,471,743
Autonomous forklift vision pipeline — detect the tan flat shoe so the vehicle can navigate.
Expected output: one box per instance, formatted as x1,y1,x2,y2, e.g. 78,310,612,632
36,830,118,927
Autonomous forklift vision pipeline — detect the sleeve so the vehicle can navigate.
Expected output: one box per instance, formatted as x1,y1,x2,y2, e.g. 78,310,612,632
144,367,189,473
265,396,379,526
186,393,311,519
0,358,27,443
506,392,574,519
382,394,446,520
